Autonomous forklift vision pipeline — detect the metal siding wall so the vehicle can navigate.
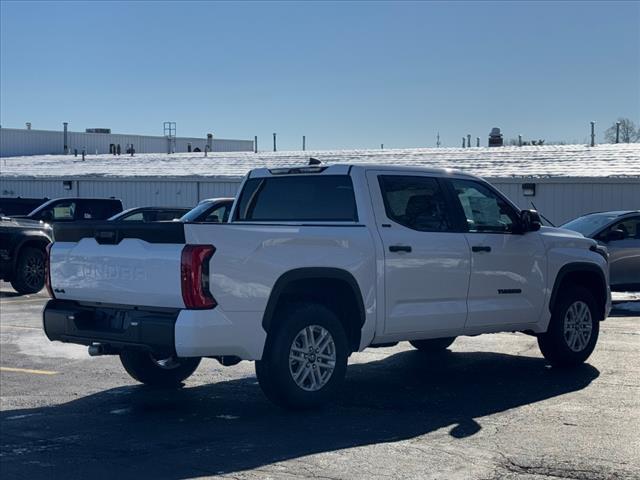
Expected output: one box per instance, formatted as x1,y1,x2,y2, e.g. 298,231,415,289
490,180,640,225
78,180,199,208
198,181,242,200
2,178,637,221
68,133,168,154
0,178,71,199
1,129,64,156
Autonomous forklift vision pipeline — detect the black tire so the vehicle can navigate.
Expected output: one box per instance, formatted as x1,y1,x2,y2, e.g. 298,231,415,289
538,286,599,368
255,303,349,410
410,337,456,352
119,350,201,387
10,246,46,294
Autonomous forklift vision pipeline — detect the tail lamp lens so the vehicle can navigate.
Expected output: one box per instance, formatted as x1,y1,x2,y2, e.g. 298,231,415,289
181,245,216,309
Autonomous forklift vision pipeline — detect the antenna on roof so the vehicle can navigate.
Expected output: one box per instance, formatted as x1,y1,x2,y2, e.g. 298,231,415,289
309,157,321,166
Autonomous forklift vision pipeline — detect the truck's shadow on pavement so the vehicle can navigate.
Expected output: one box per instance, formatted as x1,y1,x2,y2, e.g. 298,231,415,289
0,350,599,480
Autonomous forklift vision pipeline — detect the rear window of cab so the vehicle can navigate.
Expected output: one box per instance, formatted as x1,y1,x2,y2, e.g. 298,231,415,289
235,175,358,222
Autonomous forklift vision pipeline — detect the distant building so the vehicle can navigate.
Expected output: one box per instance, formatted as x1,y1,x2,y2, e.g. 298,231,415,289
0,126,253,157
1,143,638,224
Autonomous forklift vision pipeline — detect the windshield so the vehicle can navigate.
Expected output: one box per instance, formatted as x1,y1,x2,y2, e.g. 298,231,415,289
561,213,619,237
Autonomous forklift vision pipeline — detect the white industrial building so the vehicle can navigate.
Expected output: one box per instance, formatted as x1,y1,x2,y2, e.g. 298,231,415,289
0,126,253,157
1,143,638,225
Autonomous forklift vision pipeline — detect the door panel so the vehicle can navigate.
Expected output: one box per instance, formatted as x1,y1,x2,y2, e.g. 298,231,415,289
463,232,546,328
367,171,470,336
447,178,546,328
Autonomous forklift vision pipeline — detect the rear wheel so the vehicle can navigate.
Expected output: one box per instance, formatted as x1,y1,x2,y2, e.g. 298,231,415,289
410,337,456,352
255,303,349,410
538,286,599,367
11,246,46,294
119,350,201,387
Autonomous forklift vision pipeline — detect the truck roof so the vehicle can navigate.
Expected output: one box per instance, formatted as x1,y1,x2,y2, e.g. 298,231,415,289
250,163,482,180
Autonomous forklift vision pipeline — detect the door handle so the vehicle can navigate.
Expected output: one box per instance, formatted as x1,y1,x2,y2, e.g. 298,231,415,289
389,245,412,253
472,245,491,253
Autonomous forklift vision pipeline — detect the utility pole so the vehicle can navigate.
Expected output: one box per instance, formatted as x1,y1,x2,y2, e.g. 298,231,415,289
467,134,471,148
302,135,306,151
254,135,258,153
462,137,466,148
476,137,480,147
436,132,441,148
590,121,595,147
615,122,620,144
273,133,277,152
381,143,384,150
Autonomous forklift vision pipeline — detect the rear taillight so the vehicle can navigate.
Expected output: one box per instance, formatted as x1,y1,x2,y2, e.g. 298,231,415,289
45,242,55,298
181,245,216,309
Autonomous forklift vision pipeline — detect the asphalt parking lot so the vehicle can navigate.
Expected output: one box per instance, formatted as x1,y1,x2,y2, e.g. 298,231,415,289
1,282,639,480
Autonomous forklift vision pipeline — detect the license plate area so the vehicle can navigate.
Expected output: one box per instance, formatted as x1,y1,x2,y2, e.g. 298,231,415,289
74,308,129,333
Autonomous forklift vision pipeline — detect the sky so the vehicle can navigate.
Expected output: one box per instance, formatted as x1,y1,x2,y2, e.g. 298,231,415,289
1,1,639,150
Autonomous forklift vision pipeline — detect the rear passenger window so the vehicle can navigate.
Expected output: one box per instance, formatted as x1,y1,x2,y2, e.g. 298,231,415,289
235,175,357,222
378,176,453,232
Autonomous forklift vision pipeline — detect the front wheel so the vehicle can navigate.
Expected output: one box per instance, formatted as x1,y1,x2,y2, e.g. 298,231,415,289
538,286,599,367
119,350,201,387
11,246,46,294
255,303,349,410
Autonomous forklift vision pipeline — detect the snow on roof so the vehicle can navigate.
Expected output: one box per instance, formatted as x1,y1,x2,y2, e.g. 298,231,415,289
1,143,639,180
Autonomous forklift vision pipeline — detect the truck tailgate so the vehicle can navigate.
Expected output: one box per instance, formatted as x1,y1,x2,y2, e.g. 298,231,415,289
50,222,186,308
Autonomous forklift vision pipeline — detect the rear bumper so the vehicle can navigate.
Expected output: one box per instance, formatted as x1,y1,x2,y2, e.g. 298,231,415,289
43,300,267,360
43,300,178,358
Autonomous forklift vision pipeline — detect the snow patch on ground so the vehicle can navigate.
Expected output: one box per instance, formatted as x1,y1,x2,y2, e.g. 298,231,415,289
613,291,640,302
1,329,90,360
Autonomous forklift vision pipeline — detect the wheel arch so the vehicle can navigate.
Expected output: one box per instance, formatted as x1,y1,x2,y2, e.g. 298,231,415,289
549,262,608,321
262,268,366,352
11,234,51,275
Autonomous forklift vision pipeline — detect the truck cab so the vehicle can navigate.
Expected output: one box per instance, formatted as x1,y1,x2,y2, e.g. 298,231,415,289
43,164,610,409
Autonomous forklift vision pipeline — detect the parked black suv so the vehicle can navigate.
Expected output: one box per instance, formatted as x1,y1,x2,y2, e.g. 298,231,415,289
15,198,123,223
1,197,123,294
0,217,52,294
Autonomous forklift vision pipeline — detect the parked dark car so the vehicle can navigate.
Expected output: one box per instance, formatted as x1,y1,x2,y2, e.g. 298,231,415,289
15,197,123,223
0,216,52,294
109,207,190,222
562,210,640,291
0,197,49,217
180,197,234,223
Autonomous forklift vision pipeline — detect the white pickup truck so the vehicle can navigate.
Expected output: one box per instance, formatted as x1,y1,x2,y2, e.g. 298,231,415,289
44,164,611,409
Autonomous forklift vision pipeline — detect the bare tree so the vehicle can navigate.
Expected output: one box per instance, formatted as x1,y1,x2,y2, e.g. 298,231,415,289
604,118,640,143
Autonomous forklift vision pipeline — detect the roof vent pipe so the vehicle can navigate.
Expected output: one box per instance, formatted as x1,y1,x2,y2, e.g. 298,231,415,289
590,121,596,147
63,122,68,154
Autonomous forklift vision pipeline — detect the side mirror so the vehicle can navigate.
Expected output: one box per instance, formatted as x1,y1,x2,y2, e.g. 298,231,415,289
520,209,542,232
605,228,625,242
